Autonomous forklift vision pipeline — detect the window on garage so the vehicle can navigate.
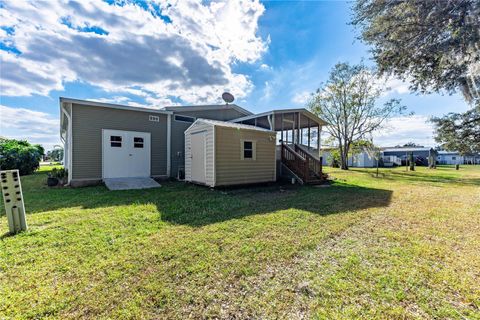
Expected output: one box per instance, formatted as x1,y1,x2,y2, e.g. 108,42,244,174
134,137,144,148
110,136,122,147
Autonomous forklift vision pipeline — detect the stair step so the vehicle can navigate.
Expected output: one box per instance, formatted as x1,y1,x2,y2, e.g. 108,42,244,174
306,179,325,185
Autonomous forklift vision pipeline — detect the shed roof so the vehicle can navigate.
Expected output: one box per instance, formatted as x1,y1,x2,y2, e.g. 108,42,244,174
186,118,276,133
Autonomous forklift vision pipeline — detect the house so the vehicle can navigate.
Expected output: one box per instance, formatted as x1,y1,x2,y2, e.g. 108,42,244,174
382,147,438,166
463,153,480,165
348,151,377,168
437,151,480,165
318,147,377,168
185,119,277,187
60,97,328,187
437,151,463,165
382,155,401,167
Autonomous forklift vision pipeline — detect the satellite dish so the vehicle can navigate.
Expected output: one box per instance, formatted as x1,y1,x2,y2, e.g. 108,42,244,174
222,92,234,104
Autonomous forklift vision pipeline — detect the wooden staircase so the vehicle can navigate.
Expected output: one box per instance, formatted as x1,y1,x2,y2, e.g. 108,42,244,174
280,143,325,184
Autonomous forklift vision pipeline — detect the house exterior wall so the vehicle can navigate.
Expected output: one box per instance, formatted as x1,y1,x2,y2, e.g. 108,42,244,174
214,126,276,186
320,150,332,166
464,155,480,164
348,152,376,167
184,122,215,186
170,108,248,178
437,154,463,165
71,103,168,183
383,150,431,159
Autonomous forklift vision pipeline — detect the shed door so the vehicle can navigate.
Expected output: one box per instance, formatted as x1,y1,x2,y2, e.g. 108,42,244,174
190,131,206,183
103,129,151,178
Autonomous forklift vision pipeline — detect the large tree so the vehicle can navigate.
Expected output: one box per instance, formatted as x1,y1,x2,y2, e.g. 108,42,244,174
309,62,404,170
352,0,480,106
431,108,480,154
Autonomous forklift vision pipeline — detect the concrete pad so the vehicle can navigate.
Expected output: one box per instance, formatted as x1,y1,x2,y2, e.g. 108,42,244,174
104,177,161,191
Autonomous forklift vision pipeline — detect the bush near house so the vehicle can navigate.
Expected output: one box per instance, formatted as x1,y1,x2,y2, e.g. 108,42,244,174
0,138,44,175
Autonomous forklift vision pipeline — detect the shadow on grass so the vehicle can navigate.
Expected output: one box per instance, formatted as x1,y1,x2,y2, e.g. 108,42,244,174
3,170,393,228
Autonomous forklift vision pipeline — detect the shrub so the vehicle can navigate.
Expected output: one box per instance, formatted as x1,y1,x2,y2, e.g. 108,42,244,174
0,139,44,175
48,167,68,184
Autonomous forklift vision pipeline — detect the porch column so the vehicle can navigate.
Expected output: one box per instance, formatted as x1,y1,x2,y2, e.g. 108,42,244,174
292,113,295,145
317,125,321,157
307,117,311,148
280,113,283,142
297,112,301,145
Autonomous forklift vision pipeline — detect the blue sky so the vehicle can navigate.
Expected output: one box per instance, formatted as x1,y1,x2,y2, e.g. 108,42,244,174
0,0,470,149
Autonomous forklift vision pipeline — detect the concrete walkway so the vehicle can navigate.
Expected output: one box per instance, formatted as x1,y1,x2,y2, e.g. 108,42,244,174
104,177,161,191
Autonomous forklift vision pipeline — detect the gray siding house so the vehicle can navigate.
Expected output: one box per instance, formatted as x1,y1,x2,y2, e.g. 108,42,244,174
60,97,327,187
60,98,251,187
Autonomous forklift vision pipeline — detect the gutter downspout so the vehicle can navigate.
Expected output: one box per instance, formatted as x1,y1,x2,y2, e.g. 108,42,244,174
166,114,171,177
60,103,73,185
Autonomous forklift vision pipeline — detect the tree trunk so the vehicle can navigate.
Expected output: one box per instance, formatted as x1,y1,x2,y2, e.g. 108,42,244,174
340,147,349,170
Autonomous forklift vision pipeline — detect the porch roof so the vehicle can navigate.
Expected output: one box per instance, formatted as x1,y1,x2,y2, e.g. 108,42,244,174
231,108,329,131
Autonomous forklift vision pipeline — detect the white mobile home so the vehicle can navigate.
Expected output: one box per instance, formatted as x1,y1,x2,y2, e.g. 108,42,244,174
348,151,376,168
437,151,463,165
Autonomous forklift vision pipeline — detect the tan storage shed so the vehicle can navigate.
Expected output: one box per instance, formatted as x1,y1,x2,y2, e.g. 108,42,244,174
185,119,277,187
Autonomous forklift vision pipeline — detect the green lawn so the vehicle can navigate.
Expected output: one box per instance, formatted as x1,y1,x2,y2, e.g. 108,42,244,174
1,165,479,319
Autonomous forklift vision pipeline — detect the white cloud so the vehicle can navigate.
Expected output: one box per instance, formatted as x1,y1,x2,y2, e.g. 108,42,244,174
291,90,311,105
374,75,412,96
372,115,435,147
0,0,267,105
0,105,60,149
385,77,411,95
261,81,272,101
259,63,271,71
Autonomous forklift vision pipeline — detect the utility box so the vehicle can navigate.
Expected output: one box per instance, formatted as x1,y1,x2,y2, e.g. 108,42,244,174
1,170,27,234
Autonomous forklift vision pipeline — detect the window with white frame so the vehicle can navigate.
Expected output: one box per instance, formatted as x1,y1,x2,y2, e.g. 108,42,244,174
241,140,255,160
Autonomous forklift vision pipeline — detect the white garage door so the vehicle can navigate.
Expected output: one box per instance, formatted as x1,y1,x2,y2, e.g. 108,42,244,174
103,129,151,179
190,131,206,184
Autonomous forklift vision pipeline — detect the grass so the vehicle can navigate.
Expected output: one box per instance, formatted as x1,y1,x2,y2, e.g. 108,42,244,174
1,165,479,319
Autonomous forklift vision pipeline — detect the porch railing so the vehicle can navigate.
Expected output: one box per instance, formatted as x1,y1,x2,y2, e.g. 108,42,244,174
294,144,323,179
281,143,324,183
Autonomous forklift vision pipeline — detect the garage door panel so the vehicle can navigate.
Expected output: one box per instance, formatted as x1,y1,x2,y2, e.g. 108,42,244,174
129,132,151,178
103,129,151,179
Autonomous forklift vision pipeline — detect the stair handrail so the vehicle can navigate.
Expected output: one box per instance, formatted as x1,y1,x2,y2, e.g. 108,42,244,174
283,143,306,161
294,144,323,178
281,142,309,182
